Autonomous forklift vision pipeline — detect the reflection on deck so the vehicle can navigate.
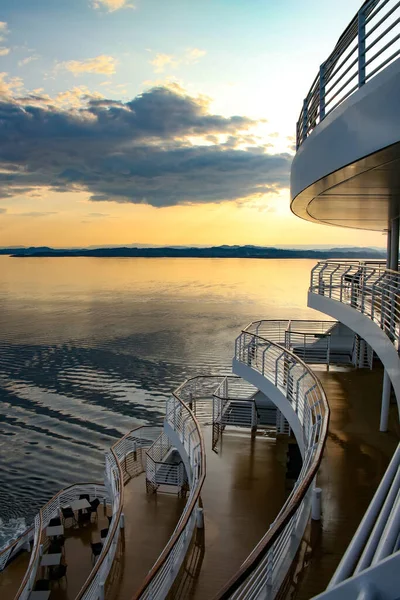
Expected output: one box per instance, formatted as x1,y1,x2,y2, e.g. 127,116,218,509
0,505,111,600
3,365,397,600
171,425,289,600
0,547,30,599
108,472,186,600
284,366,399,599
0,476,186,600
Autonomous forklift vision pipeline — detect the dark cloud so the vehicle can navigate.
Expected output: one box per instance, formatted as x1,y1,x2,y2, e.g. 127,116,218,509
0,86,292,207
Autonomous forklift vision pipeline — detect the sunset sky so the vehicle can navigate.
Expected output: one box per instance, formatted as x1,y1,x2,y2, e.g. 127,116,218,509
0,0,386,248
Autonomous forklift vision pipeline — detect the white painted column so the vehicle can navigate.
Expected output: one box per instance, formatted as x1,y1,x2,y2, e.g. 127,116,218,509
389,216,399,271
380,220,398,432
380,371,392,432
312,487,322,520
386,226,392,268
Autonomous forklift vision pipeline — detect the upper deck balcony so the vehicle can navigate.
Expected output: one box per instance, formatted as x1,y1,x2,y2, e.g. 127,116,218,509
290,0,400,231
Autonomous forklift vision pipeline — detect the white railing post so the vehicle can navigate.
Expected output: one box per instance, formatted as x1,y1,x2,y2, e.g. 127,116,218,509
358,5,366,87
319,62,326,121
302,98,308,142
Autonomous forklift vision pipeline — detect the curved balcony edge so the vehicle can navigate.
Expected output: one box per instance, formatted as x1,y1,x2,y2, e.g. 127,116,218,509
213,331,329,599
132,386,206,600
232,358,305,456
291,57,400,232
308,290,400,417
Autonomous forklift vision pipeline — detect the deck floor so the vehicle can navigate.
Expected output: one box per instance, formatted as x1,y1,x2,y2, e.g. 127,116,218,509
0,506,111,600
171,425,289,600
0,546,30,599
107,472,186,600
3,365,398,600
1,478,185,600
285,365,399,599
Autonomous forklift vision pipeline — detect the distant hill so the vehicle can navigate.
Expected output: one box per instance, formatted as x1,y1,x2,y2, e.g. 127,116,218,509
5,245,386,260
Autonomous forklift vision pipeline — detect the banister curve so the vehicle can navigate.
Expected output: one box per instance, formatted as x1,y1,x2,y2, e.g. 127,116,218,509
213,332,330,599
13,480,106,600
75,449,124,600
131,385,206,599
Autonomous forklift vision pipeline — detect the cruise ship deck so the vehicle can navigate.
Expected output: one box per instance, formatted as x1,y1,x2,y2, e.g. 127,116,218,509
0,484,185,600
285,366,399,598
2,4,400,599
2,357,398,600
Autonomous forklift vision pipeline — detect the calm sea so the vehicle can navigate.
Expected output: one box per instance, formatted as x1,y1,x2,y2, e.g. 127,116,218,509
0,256,320,546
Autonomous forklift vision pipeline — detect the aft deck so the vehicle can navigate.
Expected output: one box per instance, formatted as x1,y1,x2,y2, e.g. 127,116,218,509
284,365,399,599
0,504,111,600
0,477,186,600
169,424,290,600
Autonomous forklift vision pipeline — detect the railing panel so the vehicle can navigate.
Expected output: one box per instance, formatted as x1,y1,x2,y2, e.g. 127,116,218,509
133,381,207,600
310,261,400,350
213,334,329,599
296,0,400,148
309,260,400,598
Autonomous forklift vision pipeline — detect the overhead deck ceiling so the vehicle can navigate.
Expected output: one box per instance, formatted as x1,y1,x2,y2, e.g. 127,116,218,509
291,141,400,232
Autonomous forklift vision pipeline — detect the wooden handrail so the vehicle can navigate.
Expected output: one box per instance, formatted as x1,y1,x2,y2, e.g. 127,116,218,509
131,386,206,599
14,513,42,600
13,480,105,600
75,451,125,599
76,425,162,599
212,333,330,599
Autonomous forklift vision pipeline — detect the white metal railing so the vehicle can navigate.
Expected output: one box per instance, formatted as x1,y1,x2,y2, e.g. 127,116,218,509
212,375,258,430
244,320,341,366
0,525,34,572
312,442,400,600
309,260,400,598
10,425,161,600
113,426,161,483
14,482,109,600
146,432,186,489
77,425,161,600
296,0,400,148
76,460,121,600
214,333,329,599
310,261,400,350
132,383,206,600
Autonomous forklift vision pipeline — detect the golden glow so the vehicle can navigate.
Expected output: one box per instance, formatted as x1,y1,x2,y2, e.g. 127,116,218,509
0,189,385,248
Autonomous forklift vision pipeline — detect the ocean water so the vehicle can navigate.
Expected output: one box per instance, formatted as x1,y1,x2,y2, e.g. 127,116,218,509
0,256,320,548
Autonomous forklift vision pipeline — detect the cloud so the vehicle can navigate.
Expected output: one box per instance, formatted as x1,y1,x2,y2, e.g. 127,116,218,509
86,212,109,217
16,86,104,109
0,85,292,207
0,22,10,55
150,48,206,73
91,0,134,11
0,72,24,98
150,54,177,73
59,55,117,76
185,48,206,63
0,22,8,42
18,55,40,67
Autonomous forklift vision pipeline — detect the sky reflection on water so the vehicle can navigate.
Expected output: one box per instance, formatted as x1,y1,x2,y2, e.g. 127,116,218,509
0,256,321,536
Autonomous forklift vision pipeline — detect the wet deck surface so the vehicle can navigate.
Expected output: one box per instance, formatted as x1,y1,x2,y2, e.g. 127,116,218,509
172,426,289,600
0,506,113,600
286,365,399,600
2,366,398,600
107,472,186,600
0,547,30,599
0,480,185,600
